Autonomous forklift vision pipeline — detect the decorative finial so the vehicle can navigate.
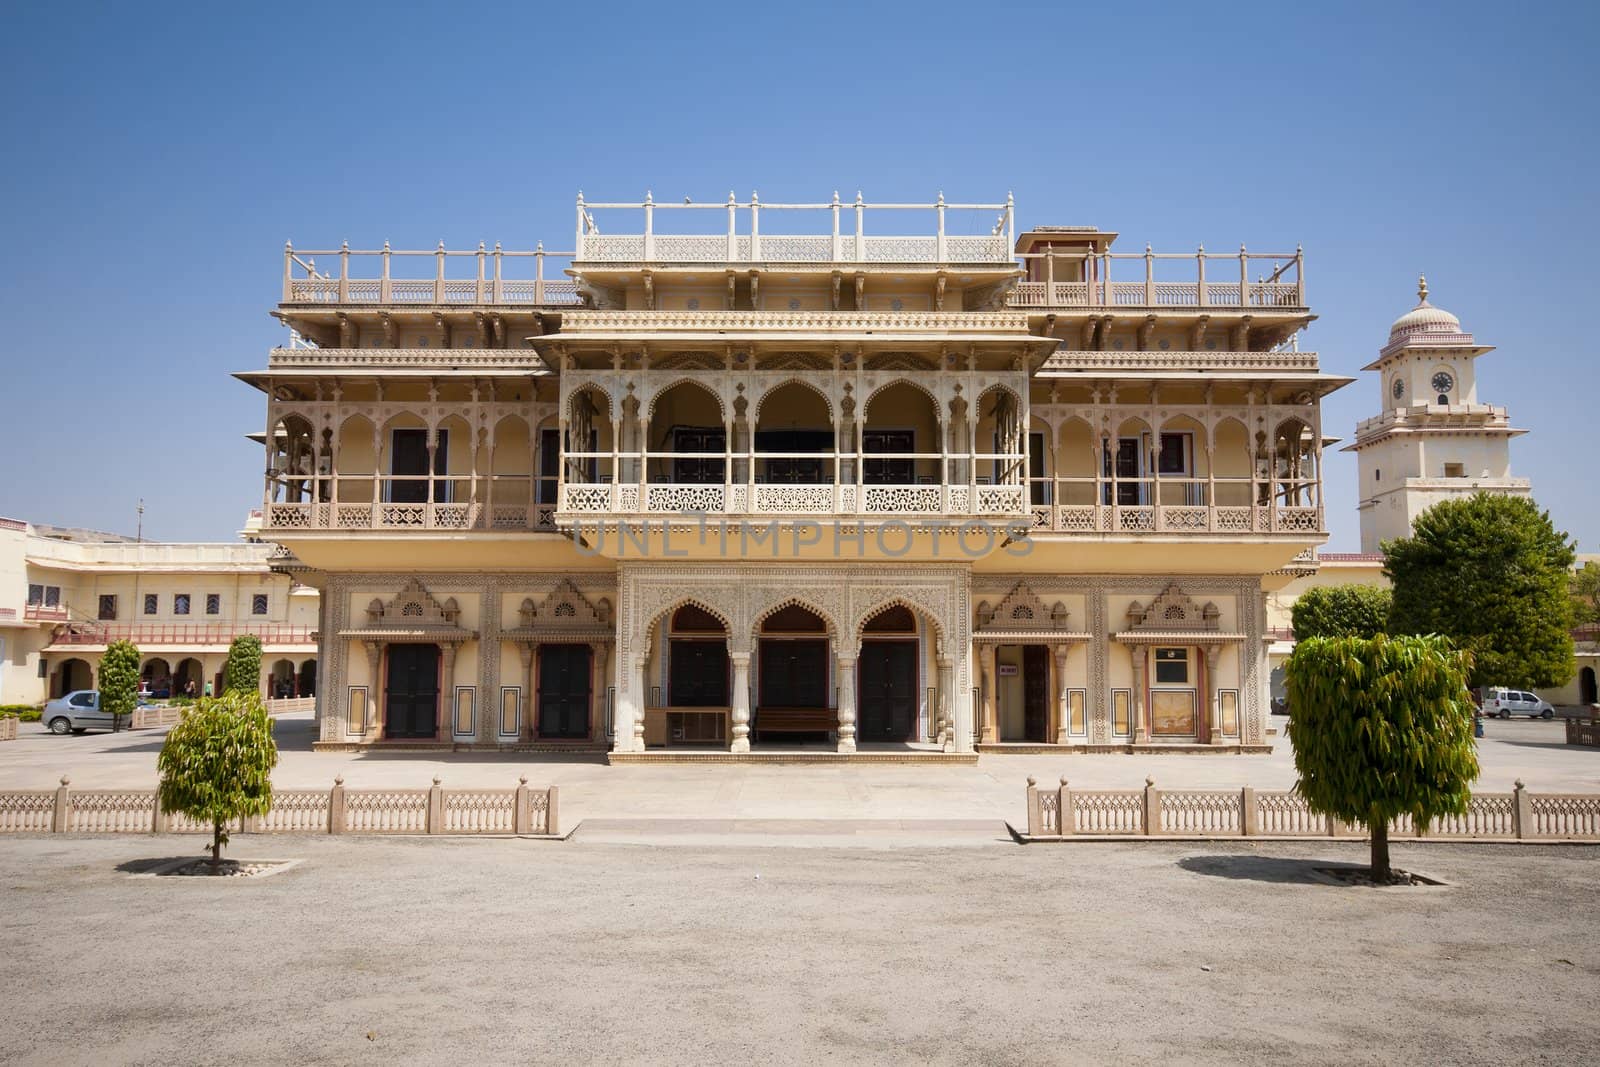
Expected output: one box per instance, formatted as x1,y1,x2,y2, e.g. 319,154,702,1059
1417,273,1429,304
334,775,344,785
433,775,442,786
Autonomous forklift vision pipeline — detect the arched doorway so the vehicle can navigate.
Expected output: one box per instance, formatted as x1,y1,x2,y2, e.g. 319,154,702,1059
142,658,173,698
755,382,834,486
755,604,831,742
56,658,93,698
667,605,728,706
857,605,920,742
299,659,318,698
385,644,440,739
269,658,297,699
1581,666,1598,707
174,658,205,699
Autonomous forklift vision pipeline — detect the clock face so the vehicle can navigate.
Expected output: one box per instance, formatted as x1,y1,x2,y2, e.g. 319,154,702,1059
1432,370,1455,394
1392,377,1405,400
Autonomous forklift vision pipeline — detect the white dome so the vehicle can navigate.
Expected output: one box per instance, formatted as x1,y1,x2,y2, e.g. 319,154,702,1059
1389,275,1463,340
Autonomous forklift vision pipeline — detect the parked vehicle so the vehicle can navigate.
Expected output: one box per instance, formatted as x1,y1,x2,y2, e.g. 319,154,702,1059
1478,687,1555,720
41,690,125,734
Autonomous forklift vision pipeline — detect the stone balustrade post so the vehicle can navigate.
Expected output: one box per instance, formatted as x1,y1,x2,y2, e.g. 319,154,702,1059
1058,777,1074,836
329,776,345,834
1143,776,1161,836
1513,779,1530,840
1241,786,1257,836
514,776,530,834
152,789,168,833
729,651,752,753
546,785,560,835
51,776,71,833
427,776,444,834
1025,776,1043,836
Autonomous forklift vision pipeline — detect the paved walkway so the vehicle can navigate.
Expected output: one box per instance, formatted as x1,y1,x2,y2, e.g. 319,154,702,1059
2,712,1594,828
1,835,1595,1065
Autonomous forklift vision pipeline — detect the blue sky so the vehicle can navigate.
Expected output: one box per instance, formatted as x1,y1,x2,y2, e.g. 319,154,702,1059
1,1,1595,549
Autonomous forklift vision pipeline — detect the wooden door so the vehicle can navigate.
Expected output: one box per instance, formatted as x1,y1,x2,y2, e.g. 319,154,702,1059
384,643,439,738
537,644,592,739
759,639,828,708
670,639,729,706
1023,645,1049,742
858,641,917,742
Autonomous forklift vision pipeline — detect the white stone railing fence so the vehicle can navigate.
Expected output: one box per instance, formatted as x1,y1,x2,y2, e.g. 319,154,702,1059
1024,777,1600,841
0,776,558,836
0,717,16,742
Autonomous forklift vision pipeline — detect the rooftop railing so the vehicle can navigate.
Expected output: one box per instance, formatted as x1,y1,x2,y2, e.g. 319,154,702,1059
1009,247,1305,309
282,243,580,306
574,191,1016,265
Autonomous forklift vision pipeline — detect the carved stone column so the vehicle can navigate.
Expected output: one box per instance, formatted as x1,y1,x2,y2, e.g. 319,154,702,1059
979,642,998,744
591,640,611,743
729,652,752,753
1205,645,1223,745
836,648,857,754
439,643,458,741
1131,646,1148,744
1054,644,1072,746
520,644,535,741
363,640,383,741
936,655,955,753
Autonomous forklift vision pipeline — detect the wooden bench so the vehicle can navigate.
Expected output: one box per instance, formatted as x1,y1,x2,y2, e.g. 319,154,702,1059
755,706,835,741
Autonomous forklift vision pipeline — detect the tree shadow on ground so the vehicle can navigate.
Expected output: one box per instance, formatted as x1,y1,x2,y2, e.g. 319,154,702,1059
114,856,206,875
1177,854,1358,885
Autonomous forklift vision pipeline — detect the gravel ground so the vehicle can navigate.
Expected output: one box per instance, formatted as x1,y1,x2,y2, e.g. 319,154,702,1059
1,835,1596,1065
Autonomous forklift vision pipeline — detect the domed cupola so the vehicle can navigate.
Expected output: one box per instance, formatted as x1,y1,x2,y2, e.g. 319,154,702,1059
1388,274,1464,342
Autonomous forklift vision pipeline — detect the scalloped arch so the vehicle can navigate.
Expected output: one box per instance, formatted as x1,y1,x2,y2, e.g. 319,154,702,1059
754,378,835,422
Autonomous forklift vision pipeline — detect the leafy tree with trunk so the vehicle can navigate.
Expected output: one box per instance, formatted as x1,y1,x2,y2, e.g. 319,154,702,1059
157,689,278,869
99,639,141,734
1572,561,1600,628
1291,584,1393,640
1286,634,1478,881
223,634,262,696
1385,494,1575,689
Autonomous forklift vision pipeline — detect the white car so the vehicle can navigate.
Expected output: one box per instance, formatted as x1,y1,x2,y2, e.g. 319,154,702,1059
40,690,131,734
1481,688,1555,720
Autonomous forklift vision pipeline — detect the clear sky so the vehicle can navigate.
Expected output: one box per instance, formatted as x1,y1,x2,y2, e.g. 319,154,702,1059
1,1,1595,549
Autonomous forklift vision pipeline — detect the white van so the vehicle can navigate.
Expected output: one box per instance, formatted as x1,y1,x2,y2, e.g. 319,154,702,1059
1481,688,1555,720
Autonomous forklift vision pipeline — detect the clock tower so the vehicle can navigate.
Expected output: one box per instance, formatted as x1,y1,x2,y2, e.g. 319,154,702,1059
1345,276,1529,552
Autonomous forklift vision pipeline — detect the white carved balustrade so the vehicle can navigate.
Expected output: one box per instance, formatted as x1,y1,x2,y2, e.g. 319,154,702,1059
281,244,579,306
573,192,1015,265
1010,248,1306,309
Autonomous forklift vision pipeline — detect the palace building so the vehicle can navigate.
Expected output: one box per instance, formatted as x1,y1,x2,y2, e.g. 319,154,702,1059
246,191,1347,757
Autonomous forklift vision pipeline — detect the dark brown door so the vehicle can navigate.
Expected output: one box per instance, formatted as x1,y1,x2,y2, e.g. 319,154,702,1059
670,639,729,706
385,643,439,739
858,641,917,742
1023,645,1049,743
390,428,446,503
759,640,828,708
538,644,591,739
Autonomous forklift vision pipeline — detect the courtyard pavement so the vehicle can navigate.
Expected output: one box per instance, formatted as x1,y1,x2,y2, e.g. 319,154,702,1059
0,834,1595,1065
0,712,1594,829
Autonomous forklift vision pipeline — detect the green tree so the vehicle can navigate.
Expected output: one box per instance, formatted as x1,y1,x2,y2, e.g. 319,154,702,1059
223,634,263,696
1291,584,1393,640
156,689,278,868
99,639,141,734
1385,494,1575,689
1572,561,1600,628
1285,634,1479,880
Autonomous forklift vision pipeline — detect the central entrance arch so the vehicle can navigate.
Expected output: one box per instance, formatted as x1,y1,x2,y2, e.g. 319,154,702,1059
385,643,440,739
754,603,832,742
